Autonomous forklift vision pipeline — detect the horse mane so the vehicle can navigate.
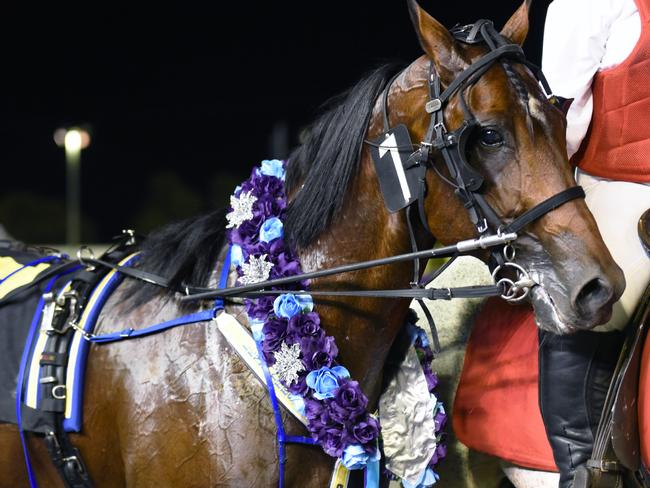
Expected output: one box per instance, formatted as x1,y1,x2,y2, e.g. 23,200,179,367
284,63,403,249
125,209,227,308
125,63,402,307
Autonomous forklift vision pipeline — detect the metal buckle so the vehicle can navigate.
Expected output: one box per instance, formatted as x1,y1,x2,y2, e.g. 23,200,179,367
62,455,85,474
52,384,67,400
425,98,442,113
476,218,488,234
68,321,94,341
76,246,96,270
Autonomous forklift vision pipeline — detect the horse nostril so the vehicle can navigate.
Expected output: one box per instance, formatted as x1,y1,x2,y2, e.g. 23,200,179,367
573,277,613,315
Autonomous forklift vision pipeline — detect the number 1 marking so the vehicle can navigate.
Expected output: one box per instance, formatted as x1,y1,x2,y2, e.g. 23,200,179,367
378,133,411,202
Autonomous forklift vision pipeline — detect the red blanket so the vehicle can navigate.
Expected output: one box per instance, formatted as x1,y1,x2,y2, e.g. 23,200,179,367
453,298,557,472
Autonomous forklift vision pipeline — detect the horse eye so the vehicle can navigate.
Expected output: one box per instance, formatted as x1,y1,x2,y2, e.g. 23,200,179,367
479,128,504,147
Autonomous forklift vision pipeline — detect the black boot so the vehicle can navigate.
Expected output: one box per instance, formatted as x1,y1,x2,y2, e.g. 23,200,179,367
538,329,625,488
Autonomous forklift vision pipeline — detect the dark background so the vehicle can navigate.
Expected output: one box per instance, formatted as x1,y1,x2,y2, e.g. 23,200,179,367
0,1,552,243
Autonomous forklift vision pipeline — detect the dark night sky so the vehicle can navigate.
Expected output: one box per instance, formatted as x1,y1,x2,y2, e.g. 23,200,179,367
0,1,551,242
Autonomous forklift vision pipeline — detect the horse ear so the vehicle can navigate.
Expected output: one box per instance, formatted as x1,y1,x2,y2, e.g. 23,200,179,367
500,0,531,46
407,0,459,73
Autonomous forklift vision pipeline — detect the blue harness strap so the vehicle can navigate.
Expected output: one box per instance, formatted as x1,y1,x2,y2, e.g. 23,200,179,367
88,309,217,344
16,289,50,488
88,247,234,344
253,338,317,488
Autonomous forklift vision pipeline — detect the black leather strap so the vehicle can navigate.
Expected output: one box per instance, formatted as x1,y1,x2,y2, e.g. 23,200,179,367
505,186,585,234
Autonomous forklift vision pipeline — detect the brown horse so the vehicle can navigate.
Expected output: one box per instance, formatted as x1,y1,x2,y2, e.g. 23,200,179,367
0,1,625,486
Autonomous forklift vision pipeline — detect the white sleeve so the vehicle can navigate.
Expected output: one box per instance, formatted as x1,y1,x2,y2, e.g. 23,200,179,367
541,0,618,158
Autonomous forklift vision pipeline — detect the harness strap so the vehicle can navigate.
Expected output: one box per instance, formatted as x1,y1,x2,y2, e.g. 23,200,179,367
16,266,83,488
435,44,524,108
238,285,502,300
0,255,61,285
88,309,217,344
0,260,83,305
181,232,516,302
16,287,52,488
504,186,586,234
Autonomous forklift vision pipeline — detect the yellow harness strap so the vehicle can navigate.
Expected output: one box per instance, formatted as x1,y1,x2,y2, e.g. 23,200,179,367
0,257,51,299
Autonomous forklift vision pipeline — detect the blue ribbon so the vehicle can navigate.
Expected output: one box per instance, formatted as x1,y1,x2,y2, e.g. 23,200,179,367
364,458,380,488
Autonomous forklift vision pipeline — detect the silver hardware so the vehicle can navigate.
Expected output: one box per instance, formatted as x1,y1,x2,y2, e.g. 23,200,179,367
69,321,94,341
477,218,488,233
434,121,447,134
492,261,537,302
122,228,136,246
76,246,96,270
455,232,518,253
42,292,54,303
503,244,516,261
51,385,66,400
39,376,57,384
425,98,442,113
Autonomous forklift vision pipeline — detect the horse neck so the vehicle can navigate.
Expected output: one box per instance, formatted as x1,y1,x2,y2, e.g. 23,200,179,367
298,123,434,409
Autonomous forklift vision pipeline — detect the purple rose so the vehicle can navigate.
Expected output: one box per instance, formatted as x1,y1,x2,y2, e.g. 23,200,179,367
261,317,289,363
287,371,309,396
287,312,323,342
270,251,303,281
245,296,275,320
316,426,346,458
300,335,338,370
230,213,265,246
350,417,379,445
330,380,368,424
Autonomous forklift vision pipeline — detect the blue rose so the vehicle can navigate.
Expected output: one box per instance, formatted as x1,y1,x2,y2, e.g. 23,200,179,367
306,365,350,400
402,468,439,488
230,244,244,267
260,217,284,243
295,294,314,312
341,444,381,470
289,393,306,418
274,293,303,319
259,159,285,180
250,318,265,341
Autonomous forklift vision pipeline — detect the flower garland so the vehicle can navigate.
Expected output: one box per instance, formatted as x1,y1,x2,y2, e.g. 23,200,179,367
226,159,446,483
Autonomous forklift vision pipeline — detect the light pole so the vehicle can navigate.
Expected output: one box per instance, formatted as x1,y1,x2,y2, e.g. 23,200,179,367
54,127,91,244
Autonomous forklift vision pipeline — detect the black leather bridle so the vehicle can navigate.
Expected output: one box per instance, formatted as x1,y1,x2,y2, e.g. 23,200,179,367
387,19,585,293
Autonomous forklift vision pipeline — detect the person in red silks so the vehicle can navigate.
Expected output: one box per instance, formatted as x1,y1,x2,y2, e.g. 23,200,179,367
537,0,650,485
453,1,650,487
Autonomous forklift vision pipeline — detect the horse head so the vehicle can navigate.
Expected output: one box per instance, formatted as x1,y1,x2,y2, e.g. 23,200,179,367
395,0,625,334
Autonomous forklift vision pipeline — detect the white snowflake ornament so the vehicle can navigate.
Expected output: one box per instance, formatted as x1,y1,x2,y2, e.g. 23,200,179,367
226,191,257,228
239,254,274,285
272,342,305,386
